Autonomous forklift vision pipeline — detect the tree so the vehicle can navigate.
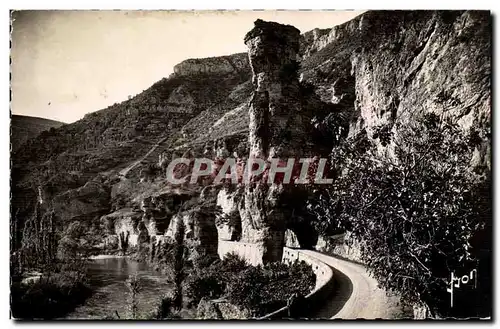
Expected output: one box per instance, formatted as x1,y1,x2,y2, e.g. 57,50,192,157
17,204,58,272
126,274,142,319
57,220,101,262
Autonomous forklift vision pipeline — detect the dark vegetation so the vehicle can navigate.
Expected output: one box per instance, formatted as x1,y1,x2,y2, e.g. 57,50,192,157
183,253,315,317
10,270,92,319
125,247,315,319
10,203,103,319
308,113,491,318
10,114,64,152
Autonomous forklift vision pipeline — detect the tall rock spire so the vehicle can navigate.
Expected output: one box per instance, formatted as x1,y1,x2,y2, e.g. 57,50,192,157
244,19,303,159
242,20,307,264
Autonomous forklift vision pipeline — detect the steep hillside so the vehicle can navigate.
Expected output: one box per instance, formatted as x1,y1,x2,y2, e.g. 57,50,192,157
10,115,65,151
11,52,252,229
12,9,490,231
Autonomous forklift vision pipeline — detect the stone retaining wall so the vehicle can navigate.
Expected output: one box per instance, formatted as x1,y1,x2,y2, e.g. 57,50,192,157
217,241,335,319
217,240,263,266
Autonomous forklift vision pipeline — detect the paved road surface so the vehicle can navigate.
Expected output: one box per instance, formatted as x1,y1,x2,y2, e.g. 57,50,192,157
300,250,402,319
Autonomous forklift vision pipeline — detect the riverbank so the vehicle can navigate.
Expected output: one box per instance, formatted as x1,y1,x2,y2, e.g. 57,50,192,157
65,256,173,319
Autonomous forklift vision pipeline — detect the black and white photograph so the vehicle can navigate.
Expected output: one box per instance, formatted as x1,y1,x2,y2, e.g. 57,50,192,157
9,9,492,320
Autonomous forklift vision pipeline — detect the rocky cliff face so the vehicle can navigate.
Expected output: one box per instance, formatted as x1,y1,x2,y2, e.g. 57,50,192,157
300,10,490,164
52,180,110,223
215,187,243,241
101,208,143,249
351,11,490,165
245,19,312,159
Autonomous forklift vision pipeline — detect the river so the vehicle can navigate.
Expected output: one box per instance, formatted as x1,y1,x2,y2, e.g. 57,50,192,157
65,256,173,319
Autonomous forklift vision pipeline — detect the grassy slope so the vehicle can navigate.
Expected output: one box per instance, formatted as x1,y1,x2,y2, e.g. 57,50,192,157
11,115,65,151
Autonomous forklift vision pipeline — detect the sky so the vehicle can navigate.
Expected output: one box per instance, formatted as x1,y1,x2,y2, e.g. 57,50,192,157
11,10,363,123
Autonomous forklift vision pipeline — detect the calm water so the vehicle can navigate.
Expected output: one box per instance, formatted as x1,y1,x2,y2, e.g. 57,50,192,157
65,257,172,319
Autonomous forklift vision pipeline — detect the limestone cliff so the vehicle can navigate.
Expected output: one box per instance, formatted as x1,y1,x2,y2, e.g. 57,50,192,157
300,10,490,164
351,11,490,166
215,187,243,241
101,208,143,249
172,53,249,77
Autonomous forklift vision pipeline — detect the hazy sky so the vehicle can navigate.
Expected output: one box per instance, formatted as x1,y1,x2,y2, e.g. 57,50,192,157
11,10,363,123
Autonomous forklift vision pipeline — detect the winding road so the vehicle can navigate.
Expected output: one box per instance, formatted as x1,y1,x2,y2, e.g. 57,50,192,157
300,250,403,319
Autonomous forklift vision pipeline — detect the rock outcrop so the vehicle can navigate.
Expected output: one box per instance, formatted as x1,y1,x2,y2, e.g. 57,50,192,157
173,53,249,77
140,196,173,236
315,233,363,263
215,187,243,241
301,10,490,164
242,20,316,263
101,208,142,243
52,180,110,222
352,11,490,165
284,229,300,248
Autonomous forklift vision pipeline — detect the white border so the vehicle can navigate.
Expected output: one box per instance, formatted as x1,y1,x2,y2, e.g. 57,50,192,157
2,1,498,329
1,1,498,10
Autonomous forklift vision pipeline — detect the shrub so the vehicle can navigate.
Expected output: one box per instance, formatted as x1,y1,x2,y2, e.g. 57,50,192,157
183,253,251,308
149,295,183,319
224,258,316,317
10,271,91,319
220,252,249,272
226,265,267,310
309,113,491,317
182,253,315,317
183,269,226,308
58,220,102,261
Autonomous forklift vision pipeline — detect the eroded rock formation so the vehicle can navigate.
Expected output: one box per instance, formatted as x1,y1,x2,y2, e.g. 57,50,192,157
101,208,142,248
300,11,490,165
172,53,249,77
52,180,110,223
242,20,316,263
215,187,243,241
351,11,490,166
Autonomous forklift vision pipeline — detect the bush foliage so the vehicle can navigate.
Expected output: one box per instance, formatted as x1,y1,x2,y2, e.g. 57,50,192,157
10,270,91,319
183,253,315,317
308,113,491,317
